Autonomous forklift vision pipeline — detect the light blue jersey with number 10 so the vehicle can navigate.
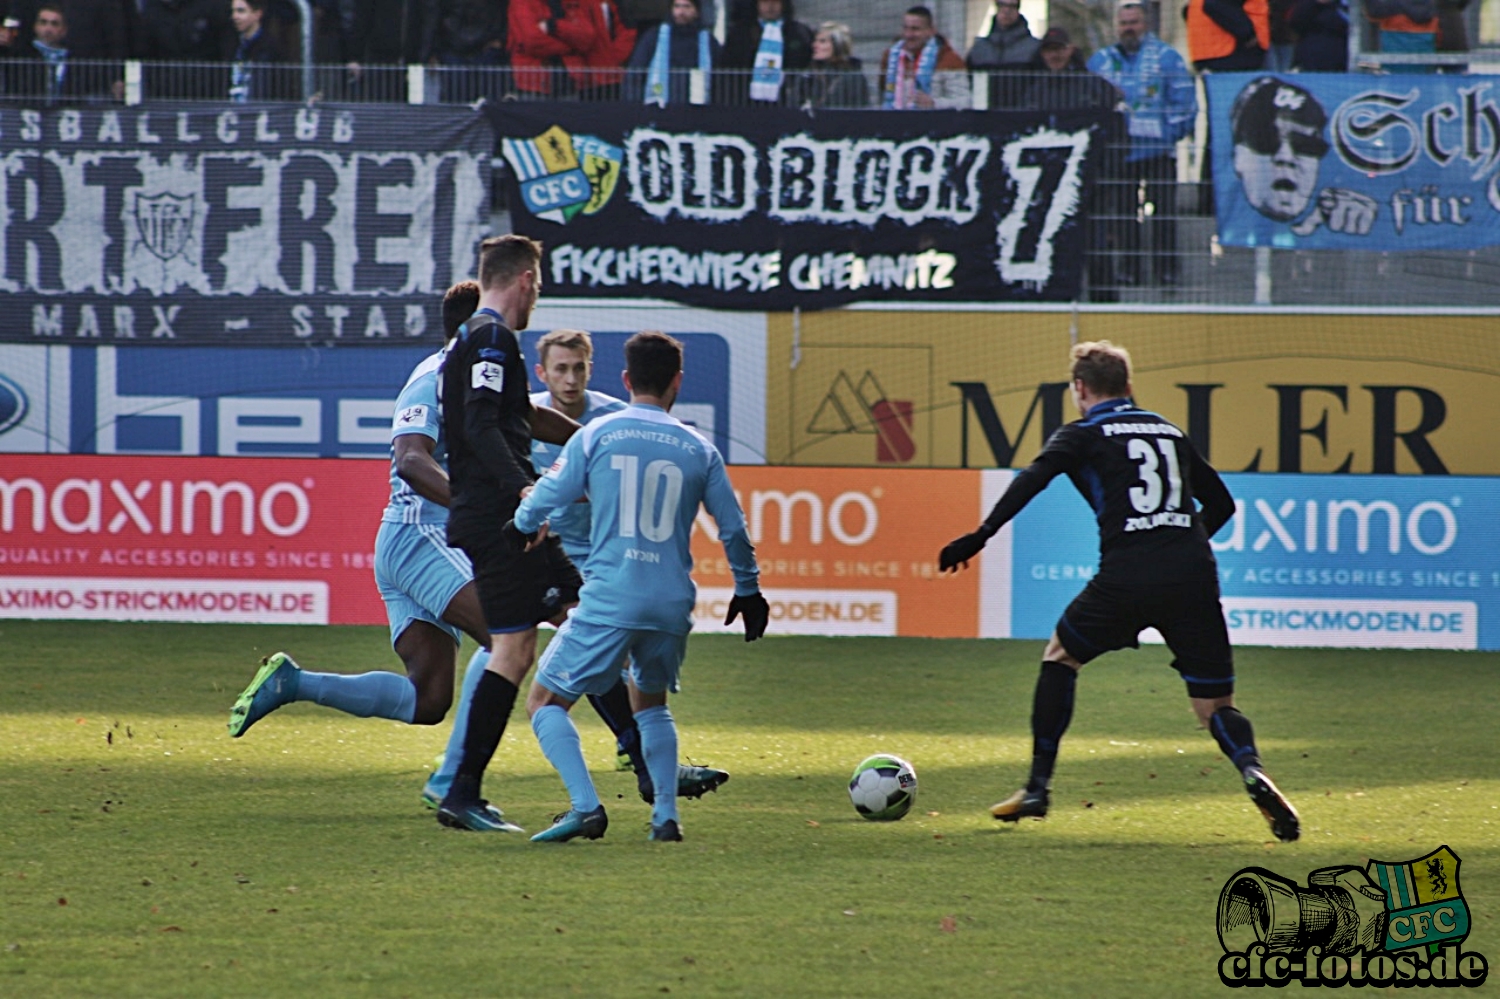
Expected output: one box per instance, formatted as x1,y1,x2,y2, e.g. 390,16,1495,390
514,403,759,636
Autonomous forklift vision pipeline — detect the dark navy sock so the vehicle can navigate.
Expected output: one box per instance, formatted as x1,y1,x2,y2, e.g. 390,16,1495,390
1027,661,1077,793
452,670,519,797
1210,706,1262,773
588,679,646,773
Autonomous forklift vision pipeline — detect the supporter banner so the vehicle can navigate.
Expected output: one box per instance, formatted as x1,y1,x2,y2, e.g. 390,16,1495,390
765,312,1500,474
1008,472,1500,650
0,104,491,345
1207,73,1500,250
486,102,1110,309
0,331,751,463
0,455,388,625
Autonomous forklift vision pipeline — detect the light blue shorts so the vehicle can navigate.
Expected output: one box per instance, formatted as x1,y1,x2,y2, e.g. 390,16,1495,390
374,520,473,648
535,617,688,702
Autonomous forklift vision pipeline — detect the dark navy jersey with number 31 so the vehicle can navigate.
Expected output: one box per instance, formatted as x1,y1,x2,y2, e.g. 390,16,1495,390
982,398,1236,582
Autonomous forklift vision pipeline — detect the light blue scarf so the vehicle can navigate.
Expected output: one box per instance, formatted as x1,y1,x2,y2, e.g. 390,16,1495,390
749,19,784,102
645,23,712,106
31,38,68,94
882,37,938,109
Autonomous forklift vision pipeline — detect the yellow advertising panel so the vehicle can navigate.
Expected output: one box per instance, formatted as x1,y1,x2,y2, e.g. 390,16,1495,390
688,467,987,638
766,312,1500,474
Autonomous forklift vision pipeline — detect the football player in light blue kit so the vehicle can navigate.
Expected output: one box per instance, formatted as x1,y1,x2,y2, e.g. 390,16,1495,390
228,284,499,777
509,331,769,843
424,328,730,806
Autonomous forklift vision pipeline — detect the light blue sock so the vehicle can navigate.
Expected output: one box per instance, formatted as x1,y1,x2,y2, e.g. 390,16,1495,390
531,705,600,813
295,670,416,722
635,704,678,826
428,648,489,796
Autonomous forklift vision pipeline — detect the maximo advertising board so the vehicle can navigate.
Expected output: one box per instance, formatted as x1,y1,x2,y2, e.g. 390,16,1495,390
3,456,1497,649
1009,473,1499,650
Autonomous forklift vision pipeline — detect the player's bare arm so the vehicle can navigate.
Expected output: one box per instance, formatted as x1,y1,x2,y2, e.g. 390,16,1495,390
531,404,582,446
393,434,451,507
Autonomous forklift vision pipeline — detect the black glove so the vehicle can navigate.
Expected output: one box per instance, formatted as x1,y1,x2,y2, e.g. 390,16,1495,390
725,592,770,642
939,531,988,572
501,518,538,552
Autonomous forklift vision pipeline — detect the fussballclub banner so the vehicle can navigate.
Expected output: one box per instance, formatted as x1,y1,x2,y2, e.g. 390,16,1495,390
1208,73,1500,250
0,104,491,346
486,102,1110,309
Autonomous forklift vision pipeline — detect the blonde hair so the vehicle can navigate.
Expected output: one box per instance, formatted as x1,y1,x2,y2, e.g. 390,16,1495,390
1070,340,1132,397
536,328,594,367
816,21,854,63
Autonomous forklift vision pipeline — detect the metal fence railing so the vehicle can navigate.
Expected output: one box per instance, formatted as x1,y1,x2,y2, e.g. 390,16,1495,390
16,61,1491,110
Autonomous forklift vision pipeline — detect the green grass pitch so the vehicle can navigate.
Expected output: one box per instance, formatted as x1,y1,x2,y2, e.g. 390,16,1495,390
2,620,1496,997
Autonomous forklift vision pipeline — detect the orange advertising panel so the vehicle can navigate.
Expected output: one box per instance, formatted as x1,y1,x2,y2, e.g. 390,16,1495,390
688,467,987,638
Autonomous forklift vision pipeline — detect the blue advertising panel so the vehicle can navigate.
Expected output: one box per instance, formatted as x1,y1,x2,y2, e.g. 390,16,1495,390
1010,473,1500,650
0,344,432,457
0,335,742,463
1207,73,1500,250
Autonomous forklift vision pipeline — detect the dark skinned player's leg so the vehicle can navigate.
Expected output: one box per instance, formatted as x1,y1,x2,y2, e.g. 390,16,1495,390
423,582,494,802
397,581,491,724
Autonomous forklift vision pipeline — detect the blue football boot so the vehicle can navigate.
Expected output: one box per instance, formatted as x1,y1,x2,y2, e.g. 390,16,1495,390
227,653,302,738
649,819,683,842
529,805,608,843
436,799,524,833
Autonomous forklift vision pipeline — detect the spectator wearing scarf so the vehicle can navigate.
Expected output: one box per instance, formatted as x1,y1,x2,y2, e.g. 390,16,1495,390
721,0,812,105
882,5,968,110
623,0,719,105
229,0,291,101
29,4,70,101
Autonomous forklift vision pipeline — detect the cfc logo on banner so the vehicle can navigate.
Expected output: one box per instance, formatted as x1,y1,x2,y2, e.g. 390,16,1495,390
1216,846,1488,988
503,125,622,225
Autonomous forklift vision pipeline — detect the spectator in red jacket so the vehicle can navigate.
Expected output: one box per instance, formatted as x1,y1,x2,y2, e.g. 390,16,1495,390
509,0,634,99
572,0,635,100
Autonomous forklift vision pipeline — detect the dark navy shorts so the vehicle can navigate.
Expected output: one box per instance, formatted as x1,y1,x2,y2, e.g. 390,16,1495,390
1056,574,1235,698
460,531,582,634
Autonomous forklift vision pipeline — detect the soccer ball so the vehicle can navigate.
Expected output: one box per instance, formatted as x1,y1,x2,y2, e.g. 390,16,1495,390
848,754,917,821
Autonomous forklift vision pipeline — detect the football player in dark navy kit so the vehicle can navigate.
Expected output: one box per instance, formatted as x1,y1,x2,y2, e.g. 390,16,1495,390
939,340,1299,842
434,234,588,831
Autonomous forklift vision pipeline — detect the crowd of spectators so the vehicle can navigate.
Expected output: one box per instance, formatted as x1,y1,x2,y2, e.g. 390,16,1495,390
0,0,1482,104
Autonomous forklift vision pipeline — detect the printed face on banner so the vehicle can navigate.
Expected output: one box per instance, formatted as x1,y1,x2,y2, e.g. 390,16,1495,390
1230,78,1330,223
1211,73,1500,250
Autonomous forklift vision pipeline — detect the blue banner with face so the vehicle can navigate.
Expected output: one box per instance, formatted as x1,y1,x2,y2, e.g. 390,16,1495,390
1207,73,1500,250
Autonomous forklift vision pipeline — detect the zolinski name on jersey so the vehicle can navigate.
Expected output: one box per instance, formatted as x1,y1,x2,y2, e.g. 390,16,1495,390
1124,510,1193,533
